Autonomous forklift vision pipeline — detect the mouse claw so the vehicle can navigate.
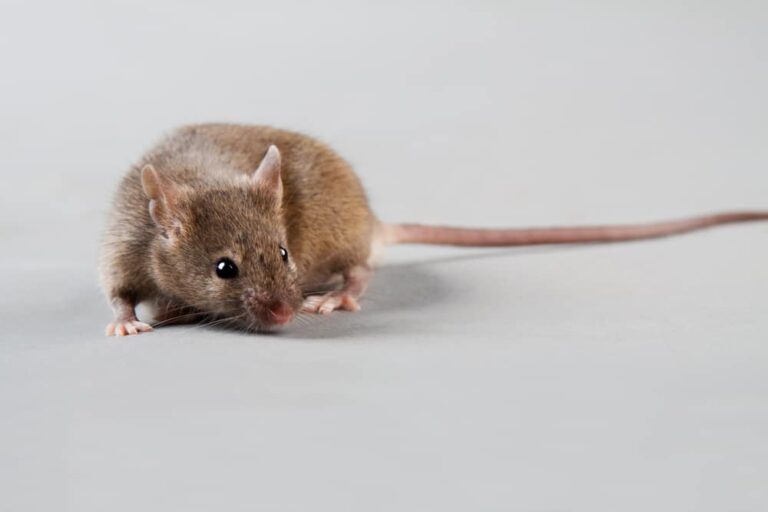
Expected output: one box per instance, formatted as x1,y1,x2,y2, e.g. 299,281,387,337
105,320,154,337
339,295,360,312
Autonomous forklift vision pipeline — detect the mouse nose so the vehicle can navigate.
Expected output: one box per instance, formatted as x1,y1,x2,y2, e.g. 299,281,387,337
243,289,295,327
267,300,294,325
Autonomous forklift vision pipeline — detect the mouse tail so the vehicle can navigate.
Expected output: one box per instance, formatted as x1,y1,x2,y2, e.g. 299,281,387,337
380,211,768,247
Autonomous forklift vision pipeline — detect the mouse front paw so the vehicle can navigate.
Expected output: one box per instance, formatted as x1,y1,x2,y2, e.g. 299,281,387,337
301,266,371,315
105,319,154,336
302,292,361,315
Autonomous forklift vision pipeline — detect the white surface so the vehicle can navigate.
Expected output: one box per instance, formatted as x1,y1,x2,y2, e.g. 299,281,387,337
1,1,768,510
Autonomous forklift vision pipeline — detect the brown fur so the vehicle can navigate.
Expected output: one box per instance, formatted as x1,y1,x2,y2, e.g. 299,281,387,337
100,123,376,331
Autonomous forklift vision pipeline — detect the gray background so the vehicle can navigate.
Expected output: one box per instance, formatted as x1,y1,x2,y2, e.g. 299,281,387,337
1,1,767,510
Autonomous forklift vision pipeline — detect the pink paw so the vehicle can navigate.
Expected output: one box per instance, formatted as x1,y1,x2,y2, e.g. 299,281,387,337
302,292,361,315
105,319,154,336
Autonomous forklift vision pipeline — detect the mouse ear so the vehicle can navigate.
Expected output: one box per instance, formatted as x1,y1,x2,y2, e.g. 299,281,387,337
250,145,283,204
141,164,182,234
141,164,165,201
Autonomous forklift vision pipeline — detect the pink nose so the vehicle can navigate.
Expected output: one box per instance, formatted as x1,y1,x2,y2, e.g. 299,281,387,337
268,300,294,325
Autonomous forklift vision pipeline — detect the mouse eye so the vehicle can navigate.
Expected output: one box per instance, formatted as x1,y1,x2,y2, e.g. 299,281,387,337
215,258,239,279
279,246,289,263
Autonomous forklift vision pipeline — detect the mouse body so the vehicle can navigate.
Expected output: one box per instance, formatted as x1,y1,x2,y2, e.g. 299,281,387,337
101,124,377,334
101,123,768,335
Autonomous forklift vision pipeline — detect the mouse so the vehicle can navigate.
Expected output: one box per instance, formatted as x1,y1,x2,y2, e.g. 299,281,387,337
99,123,768,335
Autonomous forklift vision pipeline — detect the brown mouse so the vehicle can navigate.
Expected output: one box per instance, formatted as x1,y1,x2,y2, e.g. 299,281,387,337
99,123,768,335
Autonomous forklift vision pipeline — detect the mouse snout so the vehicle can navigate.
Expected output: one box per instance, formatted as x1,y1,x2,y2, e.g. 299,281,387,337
243,289,295,327
266,300,293,325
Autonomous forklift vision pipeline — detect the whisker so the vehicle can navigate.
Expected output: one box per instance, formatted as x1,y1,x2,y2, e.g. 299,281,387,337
151,311,205,328
198,313,246,330
171,313,246,337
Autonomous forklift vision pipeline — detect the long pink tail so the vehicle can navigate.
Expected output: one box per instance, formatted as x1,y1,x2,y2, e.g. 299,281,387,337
381,211,768,247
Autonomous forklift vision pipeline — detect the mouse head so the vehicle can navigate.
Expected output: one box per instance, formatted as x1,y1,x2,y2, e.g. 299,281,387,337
142,145,302,331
